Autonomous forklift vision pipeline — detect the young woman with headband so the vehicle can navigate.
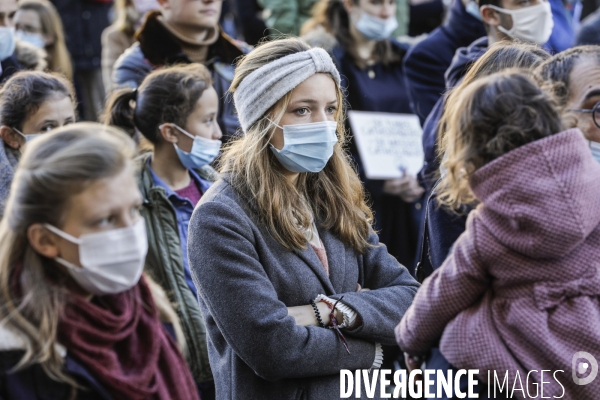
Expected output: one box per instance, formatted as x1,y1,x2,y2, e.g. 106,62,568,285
187,38,419,399
0,123,199,399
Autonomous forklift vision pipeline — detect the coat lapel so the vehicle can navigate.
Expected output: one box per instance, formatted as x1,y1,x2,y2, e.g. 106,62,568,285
294,245,335,295
319,229,347,294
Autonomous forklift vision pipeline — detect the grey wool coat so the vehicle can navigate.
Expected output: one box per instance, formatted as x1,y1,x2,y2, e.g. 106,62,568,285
188,177,420,400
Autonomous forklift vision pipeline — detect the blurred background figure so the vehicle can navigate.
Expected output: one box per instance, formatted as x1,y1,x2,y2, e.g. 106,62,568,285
302,0,410,45
102,0,159,92
403,0,485,126
14,0,73,80
259,0,320,37
229,0,267,46
576,5,600,45
113,0,246,142
0,71,76,217
0,0,47,82
50,0,111,121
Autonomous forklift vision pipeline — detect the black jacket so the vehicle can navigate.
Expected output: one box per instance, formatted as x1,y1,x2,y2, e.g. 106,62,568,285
50,0,111,70
0,350,113,400
403,0,486,126
113,11,247,142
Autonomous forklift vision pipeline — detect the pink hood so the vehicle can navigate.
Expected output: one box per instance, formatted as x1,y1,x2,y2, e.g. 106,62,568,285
469,128,600,259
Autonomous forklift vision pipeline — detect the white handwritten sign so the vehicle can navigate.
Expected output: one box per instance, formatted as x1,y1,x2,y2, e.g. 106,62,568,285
348,111,424,180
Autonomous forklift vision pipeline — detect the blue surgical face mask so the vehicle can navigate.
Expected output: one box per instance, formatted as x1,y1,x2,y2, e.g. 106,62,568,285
465,1,483,21
355,11,399,41
161,123,222,170
0,26,15,61
590,141,600,163
15,30,46,49
13,127,41,143
269,120,338,173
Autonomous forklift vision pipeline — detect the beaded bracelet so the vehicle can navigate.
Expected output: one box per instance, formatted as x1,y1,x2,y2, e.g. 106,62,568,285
309,299,327,328
320,296,351,354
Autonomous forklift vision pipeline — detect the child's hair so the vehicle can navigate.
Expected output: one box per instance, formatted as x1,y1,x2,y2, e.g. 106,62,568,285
437,70,564,210
0,70,76,131
104,64,213,141
437,42,550,157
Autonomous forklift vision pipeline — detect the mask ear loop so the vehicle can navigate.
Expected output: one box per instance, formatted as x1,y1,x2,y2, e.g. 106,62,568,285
44,224,82,245
266,118,284,130
159,123,197,155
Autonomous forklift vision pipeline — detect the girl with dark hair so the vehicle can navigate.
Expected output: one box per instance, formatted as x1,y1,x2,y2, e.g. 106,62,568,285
0,70,76,217
105,63,219,399
397,70,600,399
304,0,424,273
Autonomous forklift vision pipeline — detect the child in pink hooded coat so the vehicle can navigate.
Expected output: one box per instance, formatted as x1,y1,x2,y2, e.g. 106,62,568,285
396,70,600,399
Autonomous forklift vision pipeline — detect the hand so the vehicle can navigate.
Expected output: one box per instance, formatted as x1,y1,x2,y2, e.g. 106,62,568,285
287,303,342,327
356,283,371,292
404,352,423,374
383,174,425,203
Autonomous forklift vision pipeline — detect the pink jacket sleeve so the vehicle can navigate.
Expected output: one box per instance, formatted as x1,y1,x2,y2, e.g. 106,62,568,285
395,214,491,355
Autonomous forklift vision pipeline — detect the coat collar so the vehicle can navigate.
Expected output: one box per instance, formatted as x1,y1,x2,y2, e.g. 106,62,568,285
135,11,243,68
219,176,349,295
136,153,218,201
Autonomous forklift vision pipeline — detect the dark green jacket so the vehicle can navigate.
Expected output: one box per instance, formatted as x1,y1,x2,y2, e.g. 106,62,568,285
137,154,217,383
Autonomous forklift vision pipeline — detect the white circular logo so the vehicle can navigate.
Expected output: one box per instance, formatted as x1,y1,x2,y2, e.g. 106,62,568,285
572,351,599,385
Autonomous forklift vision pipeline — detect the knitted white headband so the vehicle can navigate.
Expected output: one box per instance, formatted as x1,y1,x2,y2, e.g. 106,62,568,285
233,47,342,133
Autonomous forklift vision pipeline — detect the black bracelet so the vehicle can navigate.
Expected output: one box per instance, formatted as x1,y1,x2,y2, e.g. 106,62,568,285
309,299,326,328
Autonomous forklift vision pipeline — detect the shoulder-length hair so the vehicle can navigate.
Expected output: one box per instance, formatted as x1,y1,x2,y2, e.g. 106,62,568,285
18,0,73,80
224,38,374,253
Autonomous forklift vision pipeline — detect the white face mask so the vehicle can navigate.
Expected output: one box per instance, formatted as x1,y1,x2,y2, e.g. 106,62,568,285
44,219,148,296
486,2,553,45
0,26,16,61
590,141,600,163
355,11,399,41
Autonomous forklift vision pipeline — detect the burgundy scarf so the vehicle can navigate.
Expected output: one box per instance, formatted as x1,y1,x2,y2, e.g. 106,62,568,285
57,277,200,400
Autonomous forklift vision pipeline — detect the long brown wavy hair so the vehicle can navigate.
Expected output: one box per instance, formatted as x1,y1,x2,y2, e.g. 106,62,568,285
224,38,373,253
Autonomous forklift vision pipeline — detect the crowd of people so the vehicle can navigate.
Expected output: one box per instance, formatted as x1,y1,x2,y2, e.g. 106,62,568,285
0,0,600,399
